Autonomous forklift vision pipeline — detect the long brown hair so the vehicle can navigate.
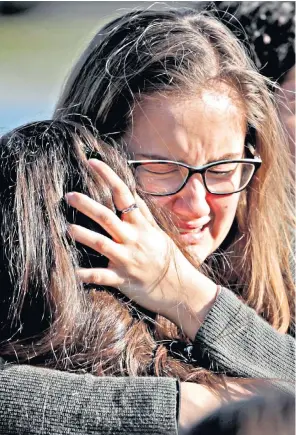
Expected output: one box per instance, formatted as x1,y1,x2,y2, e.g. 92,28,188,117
0,120,217,385
55,8,295,332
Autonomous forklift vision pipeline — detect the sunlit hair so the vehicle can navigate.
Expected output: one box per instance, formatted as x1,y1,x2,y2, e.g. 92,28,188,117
55,8,294,332
0,119,220,384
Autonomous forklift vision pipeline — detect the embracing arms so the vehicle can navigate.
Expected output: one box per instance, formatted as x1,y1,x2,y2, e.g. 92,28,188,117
194,287,295,388
0,358,178,435
65,160,295,390
1,359,246,435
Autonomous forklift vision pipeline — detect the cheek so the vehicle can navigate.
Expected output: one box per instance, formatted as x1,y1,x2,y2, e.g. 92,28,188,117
207,194,240,235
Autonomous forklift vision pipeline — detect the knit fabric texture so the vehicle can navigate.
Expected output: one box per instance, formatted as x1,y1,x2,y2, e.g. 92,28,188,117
0,361,178,435
195,287,295,392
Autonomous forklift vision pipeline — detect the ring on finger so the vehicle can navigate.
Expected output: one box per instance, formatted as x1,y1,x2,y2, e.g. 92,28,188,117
119,203,138,216
121,203,138,214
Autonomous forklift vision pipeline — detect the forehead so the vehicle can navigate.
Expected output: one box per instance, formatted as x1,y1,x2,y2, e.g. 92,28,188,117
126,85,247,163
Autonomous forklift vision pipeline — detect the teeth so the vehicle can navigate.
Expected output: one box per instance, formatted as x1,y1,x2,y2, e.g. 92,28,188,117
179,226,203,234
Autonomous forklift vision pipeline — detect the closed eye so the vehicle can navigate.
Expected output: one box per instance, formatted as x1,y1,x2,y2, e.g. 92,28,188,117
142,164,179,174
208,169,234,174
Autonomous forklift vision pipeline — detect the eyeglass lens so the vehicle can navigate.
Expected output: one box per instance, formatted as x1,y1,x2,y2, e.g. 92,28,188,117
134,162,255,195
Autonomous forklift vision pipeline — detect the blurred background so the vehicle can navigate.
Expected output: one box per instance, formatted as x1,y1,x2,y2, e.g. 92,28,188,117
0,1,295,136
0,1,171,134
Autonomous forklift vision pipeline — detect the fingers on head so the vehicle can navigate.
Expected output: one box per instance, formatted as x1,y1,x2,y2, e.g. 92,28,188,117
77,268,123,287
89,159,142,221
68,224,125,260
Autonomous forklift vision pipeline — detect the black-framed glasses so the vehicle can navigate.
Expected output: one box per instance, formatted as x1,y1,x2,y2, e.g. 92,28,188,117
127,157,262,196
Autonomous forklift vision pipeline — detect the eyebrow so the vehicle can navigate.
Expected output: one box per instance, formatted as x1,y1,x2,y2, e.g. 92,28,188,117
134,152,244,164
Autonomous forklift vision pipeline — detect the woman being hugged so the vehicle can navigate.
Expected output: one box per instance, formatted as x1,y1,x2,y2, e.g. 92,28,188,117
55,8,294,381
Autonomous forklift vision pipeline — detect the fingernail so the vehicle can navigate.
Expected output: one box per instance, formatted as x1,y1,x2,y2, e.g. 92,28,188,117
88,159,102,168
65,192,75,202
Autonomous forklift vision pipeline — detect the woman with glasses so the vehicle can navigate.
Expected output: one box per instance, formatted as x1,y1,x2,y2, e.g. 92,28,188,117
57,6,294,376
1,7,294,435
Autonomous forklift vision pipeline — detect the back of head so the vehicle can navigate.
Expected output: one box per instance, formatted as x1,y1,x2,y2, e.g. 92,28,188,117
0,119,216,382
0,119,137,369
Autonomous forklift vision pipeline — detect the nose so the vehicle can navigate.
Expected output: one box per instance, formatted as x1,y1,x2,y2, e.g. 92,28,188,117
172,174,211,219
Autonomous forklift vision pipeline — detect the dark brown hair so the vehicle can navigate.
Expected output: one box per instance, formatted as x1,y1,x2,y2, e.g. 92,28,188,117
0,119,216,385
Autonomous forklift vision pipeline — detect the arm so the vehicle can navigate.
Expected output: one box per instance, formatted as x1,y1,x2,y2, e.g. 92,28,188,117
193,287,295,388
167,275,294,391
0,359,178,435
65,162,295,391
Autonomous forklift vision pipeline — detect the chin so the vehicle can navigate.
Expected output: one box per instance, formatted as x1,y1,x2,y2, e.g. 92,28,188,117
185,244,211,265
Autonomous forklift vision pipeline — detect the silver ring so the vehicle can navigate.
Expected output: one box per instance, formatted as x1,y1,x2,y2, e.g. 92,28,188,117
120,203,138,215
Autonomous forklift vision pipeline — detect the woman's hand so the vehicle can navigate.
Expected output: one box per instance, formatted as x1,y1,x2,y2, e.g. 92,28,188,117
66,159,218,339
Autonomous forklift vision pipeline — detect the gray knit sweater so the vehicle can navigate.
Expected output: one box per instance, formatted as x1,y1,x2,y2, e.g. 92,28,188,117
0,287,294,434
0,363,178,435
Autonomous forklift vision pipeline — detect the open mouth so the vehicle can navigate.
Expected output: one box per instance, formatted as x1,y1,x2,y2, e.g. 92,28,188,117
177,222,210,244
178,226,204,234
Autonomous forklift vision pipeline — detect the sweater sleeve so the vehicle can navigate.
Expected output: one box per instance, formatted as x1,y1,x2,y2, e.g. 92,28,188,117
0,360,178,435
194,287,295,389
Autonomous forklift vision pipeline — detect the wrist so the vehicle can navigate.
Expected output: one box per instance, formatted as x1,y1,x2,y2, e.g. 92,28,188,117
168,266,219,340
